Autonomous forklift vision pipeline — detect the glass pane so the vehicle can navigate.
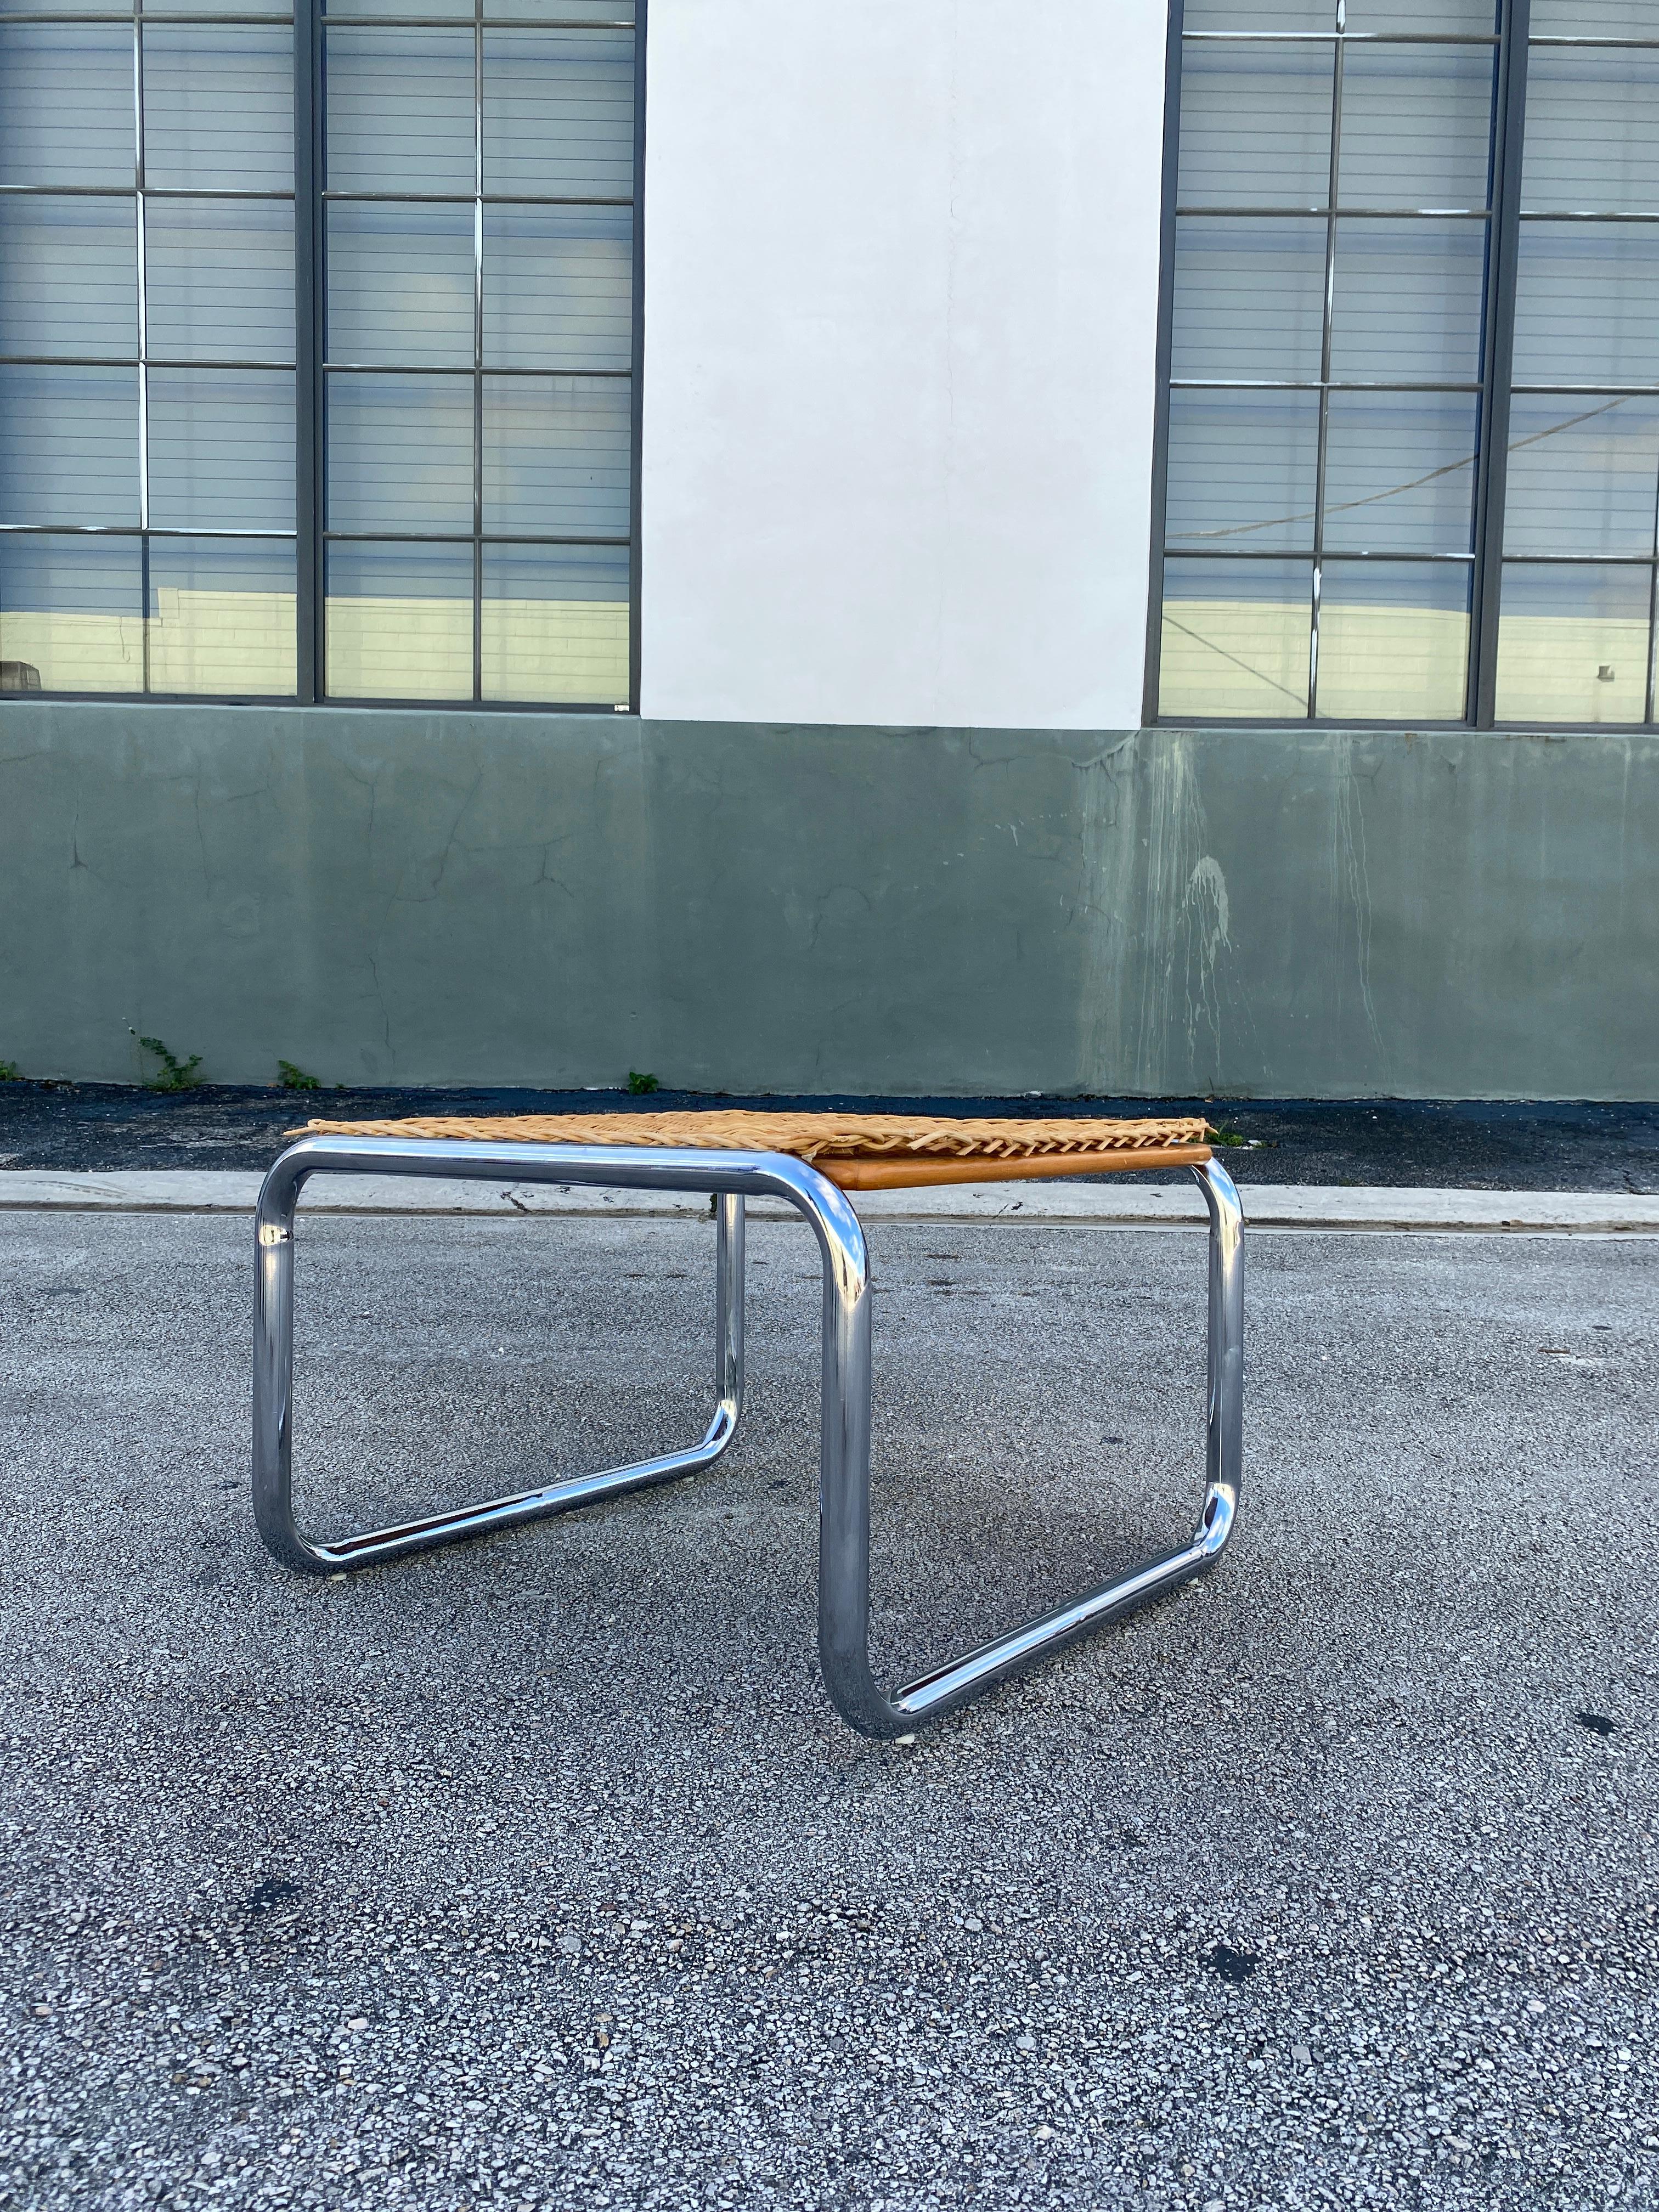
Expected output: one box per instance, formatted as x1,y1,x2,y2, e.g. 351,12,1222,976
1329,218,1486,383
147,536,296,697
326,0,467,17
483,207,631,370
1504,396,1659,559
327,372,473,531
1160,558,1312,718
151,0,296,14
0,28,133,189
0,365,137,526
1338,46,1496,212
1165,389,1319,554
148,368,296,531
326,0,636,16
1177,41,1334,210
1345,1,1497,24
1512,222,1659,386
483,30,634,198
1522,52,1659,214
1188,1,1498,19
325,539,472,699
142,29,294,194
482,375,629,534
1322,392,1480,555
327,203,473,368
481,541,626,702
1316,562,1470,719
1182,5,1334,32
1170,217,1325,381
1531,2,1654,29
145,199,295,364
0,197,136,359
1496,563,1652,724
489,0,635,19
325,29,475,195
0,534,142,693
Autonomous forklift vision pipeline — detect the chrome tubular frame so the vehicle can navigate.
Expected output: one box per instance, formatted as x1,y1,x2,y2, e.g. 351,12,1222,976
252,1139,748,1575
251,1136,1244,1736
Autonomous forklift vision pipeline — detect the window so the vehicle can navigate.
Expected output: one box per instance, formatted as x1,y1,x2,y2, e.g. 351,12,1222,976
1152,0,1659,728
0,0,638,707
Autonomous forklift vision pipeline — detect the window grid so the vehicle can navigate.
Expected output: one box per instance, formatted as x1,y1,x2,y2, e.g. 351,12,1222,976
0,1,639,707
0,4,299,699
316,3,637,707
1156,0,1659,727
1504,21,1659,726
1160,9,1504,723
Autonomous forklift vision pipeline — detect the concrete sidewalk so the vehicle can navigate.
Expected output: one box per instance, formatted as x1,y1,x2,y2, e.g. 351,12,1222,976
0,1208,1654,2210
3,1167,1658,1235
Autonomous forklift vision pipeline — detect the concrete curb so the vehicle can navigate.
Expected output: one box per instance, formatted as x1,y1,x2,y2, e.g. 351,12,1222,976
1,1168,1656,1234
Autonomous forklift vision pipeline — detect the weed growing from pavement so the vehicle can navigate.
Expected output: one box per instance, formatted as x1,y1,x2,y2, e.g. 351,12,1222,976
132,1032,202,1091
278,1060,321,1091
0,1060,18,1081
628,1070,661,1093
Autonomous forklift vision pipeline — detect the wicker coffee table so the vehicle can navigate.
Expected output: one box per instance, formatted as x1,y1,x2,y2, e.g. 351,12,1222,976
252,1113,1243,1737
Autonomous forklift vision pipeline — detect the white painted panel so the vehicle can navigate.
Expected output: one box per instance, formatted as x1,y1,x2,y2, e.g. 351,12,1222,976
639,0,1169,730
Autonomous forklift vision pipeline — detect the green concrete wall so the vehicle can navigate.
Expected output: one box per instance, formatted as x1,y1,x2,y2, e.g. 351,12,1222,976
1,701,1653,1098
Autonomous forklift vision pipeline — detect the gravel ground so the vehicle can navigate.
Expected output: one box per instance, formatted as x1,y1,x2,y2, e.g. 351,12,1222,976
2,1083,1656,1191
0,1208,1655,2211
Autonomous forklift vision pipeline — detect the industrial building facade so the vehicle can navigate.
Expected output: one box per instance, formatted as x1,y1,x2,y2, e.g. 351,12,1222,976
1,2,1654,1097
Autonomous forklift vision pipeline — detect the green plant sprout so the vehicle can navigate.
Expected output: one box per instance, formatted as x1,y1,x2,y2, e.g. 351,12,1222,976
627,1070,661,1094
278,1059,321,1091
132,1032,203,1091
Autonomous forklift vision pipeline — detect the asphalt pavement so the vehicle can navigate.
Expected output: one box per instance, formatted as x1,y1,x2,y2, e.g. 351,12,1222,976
1,1207,1655,2210
1,1082,1656,1192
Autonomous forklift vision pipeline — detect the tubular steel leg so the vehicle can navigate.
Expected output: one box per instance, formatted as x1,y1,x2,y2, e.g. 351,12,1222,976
253,1170,746,1576
251,1136,1243,1740
813,1155,1245,1737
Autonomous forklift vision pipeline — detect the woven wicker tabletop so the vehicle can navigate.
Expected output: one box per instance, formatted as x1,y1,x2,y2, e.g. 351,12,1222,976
294,1110,1214,1192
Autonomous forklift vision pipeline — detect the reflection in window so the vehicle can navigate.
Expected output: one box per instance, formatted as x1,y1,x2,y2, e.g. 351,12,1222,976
1317,563,1470,723
1159,4,1496,720
1496,20,1659,725
1160,558,1311,719
0,10,295,696
321,11,635,702
1496,565,1651,726
0,0,636,702
0,534,142,694
1161,0,1659,727
324,540,473,701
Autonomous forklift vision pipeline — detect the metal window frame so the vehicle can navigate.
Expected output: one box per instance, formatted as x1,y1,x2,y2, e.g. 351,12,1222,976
0,1,642,713
305,0,642,711
1147,0,1659,735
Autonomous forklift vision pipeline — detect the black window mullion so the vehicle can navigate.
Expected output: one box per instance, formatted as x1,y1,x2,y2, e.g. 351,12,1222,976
627,0,647,714
1309,31,1344,721
134,8,152,695
1469,0,1531,729
472,0,483,703
294,0,323,701
1140,0,1184,728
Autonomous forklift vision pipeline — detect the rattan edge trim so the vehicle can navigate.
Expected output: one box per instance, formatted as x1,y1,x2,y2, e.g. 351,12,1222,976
819,1148,1213,1190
